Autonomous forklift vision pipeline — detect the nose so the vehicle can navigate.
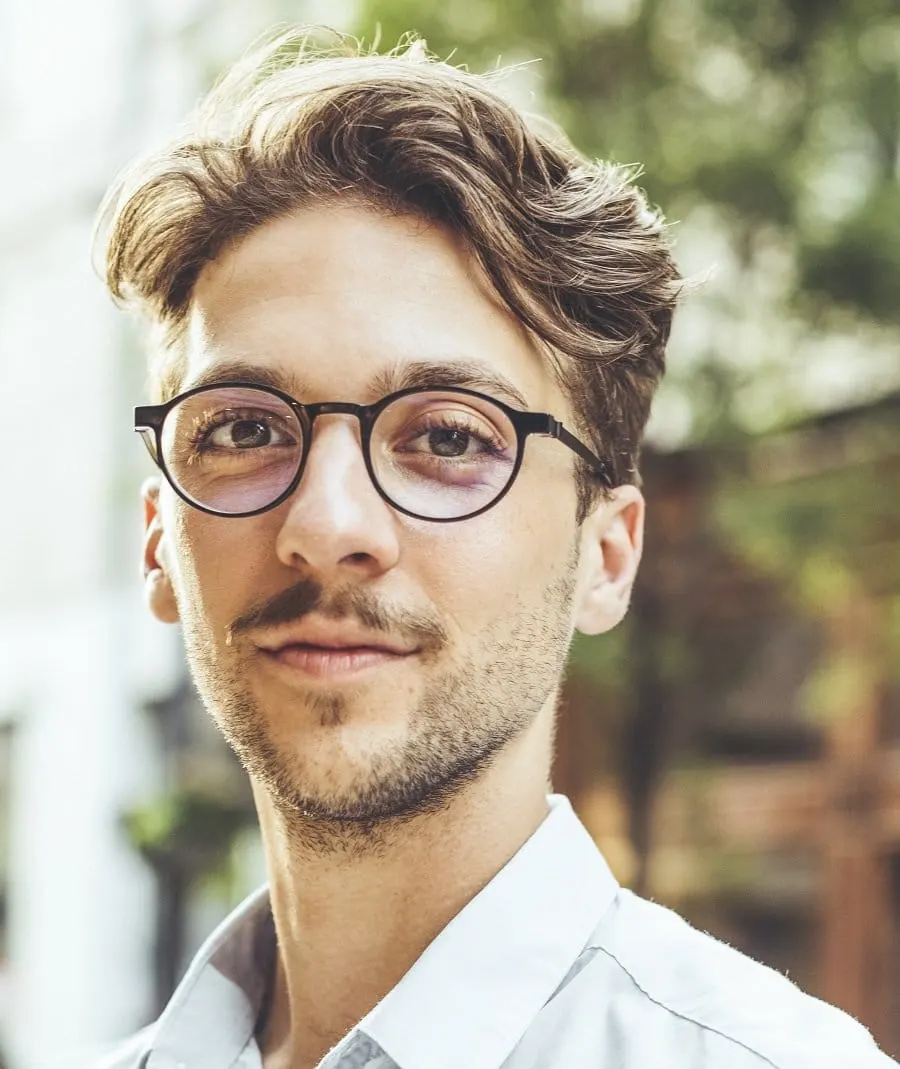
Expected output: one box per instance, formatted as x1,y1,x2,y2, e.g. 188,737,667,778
274,415,401,579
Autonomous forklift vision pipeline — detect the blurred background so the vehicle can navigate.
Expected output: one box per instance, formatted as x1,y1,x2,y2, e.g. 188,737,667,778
0,0,898,1065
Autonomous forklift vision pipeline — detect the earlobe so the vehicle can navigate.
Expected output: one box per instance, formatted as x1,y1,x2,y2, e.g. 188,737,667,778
142,477,180,625
574,485,645,637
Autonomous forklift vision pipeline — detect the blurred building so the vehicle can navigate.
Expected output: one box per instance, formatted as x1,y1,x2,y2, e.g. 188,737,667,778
560,390,900,1058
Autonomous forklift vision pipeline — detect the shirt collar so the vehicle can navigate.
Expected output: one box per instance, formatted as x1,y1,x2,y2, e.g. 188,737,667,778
145,795,617,1069
358,794,618,1069
147,884,274,1069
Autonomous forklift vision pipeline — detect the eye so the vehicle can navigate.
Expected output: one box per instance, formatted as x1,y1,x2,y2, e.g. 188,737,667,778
422,426,486,458
208,418,282,449
399,412,507,461
192,410,297,452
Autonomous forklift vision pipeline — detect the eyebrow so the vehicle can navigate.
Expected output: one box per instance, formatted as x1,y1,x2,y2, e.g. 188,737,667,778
370,360,531,410
184,361,310,395
183,358,532,410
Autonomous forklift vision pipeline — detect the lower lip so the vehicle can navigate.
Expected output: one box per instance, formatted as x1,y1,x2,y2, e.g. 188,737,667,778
262,645,413,680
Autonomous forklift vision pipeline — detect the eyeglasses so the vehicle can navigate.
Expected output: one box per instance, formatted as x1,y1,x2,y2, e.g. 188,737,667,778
134,382,612,522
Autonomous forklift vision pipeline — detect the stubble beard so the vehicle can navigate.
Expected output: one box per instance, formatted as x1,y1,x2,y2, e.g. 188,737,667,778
180,553,578,855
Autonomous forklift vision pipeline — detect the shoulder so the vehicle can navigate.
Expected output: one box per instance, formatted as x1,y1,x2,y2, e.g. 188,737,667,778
85,1025,155,1069
571,888,895,1068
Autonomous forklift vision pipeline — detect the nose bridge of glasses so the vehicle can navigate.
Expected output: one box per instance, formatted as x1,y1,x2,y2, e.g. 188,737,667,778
304,400,368,420
290,401,384,516
299,401,375,452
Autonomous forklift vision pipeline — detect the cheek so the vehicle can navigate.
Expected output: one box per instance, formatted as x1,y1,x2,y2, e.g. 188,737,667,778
167,500,272,617
412,490,575,621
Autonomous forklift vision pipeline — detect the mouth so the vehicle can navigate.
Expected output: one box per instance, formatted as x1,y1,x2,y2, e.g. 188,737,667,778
259,642,417,681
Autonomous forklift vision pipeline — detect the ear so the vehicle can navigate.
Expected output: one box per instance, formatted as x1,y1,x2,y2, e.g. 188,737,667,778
142,477,180,624
574,484,645,636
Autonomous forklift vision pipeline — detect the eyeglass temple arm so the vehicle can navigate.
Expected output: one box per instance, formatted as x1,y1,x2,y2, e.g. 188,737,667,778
548,419,615,487
134,406,164,464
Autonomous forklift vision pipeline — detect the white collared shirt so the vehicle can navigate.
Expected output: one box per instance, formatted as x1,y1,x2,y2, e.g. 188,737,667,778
97,796,897,1069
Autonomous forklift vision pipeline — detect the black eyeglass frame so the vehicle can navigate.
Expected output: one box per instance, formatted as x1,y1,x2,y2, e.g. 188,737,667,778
134,381,613,522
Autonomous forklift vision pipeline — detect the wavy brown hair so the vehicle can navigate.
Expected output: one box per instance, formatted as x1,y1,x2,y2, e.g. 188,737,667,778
97,29,682,518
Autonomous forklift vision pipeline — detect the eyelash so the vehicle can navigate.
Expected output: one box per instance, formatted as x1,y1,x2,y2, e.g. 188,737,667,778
406,414,506,455
188,411,285,448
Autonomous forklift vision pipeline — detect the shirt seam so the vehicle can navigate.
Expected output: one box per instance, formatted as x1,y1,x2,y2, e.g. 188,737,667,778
592,945,784,1069
230,1029,259,1069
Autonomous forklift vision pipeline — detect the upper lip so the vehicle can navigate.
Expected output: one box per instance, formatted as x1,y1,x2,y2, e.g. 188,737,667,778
256,621,417,655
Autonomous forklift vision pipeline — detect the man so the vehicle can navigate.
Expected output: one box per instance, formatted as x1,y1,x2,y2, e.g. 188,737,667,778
95,28,896,1069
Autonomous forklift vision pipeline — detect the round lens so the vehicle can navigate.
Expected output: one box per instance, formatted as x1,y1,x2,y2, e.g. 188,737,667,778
371,391,518,519
160,386,303,514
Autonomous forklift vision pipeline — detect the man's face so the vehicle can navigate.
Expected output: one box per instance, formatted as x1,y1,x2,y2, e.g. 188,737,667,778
144,202,640,826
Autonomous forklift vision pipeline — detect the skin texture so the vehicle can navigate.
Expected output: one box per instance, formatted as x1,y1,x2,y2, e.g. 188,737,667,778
142,202,645,1069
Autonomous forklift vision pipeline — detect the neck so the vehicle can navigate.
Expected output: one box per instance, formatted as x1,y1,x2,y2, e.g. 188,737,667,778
255,713,553,1069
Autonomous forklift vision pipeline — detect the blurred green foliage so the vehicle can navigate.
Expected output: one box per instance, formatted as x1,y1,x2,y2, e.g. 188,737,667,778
123,787,255,877
348,0,899,414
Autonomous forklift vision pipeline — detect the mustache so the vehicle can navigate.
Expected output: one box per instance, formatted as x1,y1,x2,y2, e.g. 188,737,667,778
226,578,448,652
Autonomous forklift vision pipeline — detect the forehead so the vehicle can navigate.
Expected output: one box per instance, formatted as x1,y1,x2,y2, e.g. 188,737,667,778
184,202,564,410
